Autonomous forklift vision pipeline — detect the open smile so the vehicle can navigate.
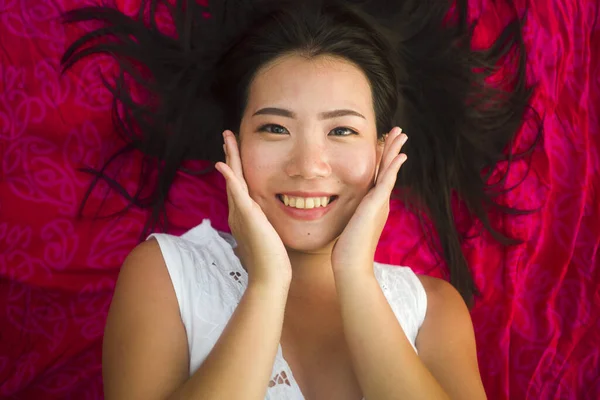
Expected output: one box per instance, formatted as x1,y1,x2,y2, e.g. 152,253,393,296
275,194,338,221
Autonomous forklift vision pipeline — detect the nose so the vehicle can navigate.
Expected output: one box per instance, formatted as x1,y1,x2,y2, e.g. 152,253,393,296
284,136,331,179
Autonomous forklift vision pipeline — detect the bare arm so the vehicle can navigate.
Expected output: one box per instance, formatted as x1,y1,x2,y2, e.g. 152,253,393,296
103,238,290,400
170,274,290,399
335,271,450,400
415,275,487,400
334,271,486,400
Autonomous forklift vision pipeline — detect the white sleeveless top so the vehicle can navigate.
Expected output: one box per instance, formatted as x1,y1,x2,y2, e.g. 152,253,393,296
148,219,427,399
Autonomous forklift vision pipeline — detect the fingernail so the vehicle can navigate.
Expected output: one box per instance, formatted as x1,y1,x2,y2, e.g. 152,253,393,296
402,134,408,144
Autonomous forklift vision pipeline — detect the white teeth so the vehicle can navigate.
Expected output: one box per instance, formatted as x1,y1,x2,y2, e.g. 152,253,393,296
280,195,333,209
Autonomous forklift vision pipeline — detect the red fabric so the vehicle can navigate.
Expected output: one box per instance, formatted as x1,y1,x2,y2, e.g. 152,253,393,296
1,0,598,398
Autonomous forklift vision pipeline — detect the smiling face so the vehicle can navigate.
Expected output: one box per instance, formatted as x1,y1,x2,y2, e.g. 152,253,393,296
238,54,383,253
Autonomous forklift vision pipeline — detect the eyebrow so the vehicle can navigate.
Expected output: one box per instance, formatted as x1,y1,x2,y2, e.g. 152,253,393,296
252,107,366,120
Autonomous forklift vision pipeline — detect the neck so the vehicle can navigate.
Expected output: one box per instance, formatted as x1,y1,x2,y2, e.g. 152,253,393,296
285,242,338,305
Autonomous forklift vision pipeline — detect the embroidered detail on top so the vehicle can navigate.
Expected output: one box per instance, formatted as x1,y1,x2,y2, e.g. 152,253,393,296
268,371,291,387
228,271,243,284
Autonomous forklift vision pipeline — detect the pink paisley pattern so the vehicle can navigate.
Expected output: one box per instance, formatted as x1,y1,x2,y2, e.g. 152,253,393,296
0,0,598,398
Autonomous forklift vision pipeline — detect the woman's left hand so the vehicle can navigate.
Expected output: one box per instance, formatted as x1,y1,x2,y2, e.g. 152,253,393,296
331,126,408,277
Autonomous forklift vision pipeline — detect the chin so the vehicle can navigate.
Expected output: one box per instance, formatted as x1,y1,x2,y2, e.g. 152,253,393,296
277,226,339,254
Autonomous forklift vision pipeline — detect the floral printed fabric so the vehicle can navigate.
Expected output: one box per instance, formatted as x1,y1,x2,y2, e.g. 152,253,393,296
0,0,598,398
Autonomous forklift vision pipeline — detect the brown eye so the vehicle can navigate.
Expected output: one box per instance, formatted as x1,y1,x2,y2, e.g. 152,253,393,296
258,124,288,134
329,127,357,137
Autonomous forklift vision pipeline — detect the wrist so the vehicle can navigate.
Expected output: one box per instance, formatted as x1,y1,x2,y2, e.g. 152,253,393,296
331,253,373,276
334,267,375,290
248,274,291,296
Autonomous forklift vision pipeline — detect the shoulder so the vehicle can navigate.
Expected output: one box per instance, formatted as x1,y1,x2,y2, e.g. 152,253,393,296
416,275,465,309
116,238,174,309
103,238,189,399
414,275,486,397
119,238,167,280
415,274,471,331
127,236,163,260
416,275,475,363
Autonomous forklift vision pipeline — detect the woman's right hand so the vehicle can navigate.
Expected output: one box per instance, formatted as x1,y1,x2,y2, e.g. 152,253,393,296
215,130,292,288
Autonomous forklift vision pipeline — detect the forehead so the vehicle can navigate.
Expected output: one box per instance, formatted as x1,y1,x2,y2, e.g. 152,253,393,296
247,54,374,115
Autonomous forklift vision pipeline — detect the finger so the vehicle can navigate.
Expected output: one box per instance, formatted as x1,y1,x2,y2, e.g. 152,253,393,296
377,128,406,185
223,131,248,192
221,143,235,209
380,128,401,169
215,161,253,211
381,127,399,159
215,161,235,211
378,153,407,194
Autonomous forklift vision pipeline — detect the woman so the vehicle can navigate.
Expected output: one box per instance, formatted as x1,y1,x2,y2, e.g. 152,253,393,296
61,0,538,398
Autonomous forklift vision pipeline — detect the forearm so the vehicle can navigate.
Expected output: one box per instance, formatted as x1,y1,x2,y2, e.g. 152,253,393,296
335,271,449,400
169,281,290,400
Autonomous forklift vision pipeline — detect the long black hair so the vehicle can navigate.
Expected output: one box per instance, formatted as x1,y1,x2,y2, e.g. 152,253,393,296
60,0,542,306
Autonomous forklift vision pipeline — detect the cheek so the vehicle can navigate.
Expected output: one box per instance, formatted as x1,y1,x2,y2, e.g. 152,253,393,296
240,145,278,197
331,147,377,191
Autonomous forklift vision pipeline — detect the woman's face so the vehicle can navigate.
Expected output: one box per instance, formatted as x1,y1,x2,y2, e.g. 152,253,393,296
238,54,383,253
